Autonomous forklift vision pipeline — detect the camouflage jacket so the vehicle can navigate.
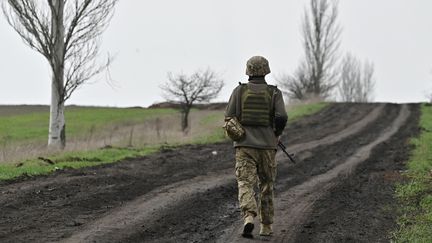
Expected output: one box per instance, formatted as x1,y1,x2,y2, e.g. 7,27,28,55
224,77,288,150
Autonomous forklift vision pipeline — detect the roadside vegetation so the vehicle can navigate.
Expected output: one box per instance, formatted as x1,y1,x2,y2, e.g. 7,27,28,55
286,102,328,122
393,103,432,242
0,102,327,180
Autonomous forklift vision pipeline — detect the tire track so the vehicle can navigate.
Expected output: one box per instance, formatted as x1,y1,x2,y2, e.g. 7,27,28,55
279,104,384,161
0,103,370,196
222,105,410,242
62,170,235,243
0,104,384,242
286,103,377,145
62,105,386,242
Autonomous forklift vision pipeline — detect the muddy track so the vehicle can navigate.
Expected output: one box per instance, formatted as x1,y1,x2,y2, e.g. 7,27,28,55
0,103,419,243
219,104,408,242
294,104,420,243
61,104,385,242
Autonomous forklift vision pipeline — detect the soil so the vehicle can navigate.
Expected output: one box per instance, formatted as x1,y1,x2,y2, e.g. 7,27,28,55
0,103,420,243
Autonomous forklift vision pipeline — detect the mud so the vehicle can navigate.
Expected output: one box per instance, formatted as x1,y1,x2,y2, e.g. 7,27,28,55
0,103,420,243
219,104,409,242
294,104,420,243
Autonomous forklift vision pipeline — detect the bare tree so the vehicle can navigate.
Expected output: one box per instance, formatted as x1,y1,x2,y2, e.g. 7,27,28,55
338,53,375,102
279,0,341,100
2,0,117,149
161,68,224,133
278,62,314,101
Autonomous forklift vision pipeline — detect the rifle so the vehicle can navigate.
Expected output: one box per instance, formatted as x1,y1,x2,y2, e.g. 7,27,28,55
278,141,296,164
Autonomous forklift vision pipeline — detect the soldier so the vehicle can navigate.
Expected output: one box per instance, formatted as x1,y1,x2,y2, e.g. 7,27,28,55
224,56,288,238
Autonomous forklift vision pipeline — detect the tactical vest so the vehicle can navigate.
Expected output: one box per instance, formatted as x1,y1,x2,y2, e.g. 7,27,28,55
239,83,276,127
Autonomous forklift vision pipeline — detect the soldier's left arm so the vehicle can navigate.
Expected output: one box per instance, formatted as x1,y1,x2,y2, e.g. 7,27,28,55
224,87,239,121
273,88,288,136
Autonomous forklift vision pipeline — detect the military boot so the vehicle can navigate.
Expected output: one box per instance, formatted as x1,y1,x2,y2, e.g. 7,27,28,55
242,214,255,238
259,224,273,236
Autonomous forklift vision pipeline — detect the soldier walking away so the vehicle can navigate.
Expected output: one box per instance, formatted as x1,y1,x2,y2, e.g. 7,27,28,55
223,56,288,238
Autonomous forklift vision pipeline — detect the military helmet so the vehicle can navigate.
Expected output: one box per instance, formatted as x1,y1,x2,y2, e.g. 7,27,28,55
245,56,271,76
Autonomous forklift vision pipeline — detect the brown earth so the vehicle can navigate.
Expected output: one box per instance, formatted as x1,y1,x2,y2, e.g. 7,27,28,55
0,103,420,243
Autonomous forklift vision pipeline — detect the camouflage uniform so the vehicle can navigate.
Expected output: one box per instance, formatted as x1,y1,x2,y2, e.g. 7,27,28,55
236,147,276,225
225,56,288,233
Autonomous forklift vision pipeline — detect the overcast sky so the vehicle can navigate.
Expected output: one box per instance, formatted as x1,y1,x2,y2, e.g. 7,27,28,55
1,0,431,107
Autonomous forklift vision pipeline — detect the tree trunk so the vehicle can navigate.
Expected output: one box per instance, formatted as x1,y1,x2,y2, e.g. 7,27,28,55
48,0,66,149
181,107,190,134
48,89,66,149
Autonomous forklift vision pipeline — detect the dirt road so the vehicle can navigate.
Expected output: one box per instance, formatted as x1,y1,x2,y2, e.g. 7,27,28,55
0,103,420,243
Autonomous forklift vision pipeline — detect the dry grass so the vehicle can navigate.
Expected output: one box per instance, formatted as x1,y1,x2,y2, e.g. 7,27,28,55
0,109,224,164
64,109,223,148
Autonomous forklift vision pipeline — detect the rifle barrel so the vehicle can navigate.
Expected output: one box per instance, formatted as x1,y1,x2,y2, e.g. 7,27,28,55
277,141,296,164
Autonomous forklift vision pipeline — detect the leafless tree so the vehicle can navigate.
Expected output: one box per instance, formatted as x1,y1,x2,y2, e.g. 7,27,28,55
279,0,341,101
278,62,314,101
338,53,375,102
2,0,118,149
161,68,224,133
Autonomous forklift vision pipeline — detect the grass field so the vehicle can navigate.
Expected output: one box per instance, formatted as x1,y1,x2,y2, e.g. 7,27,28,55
0,106,175,142
393,103,432,242
0,102,327,180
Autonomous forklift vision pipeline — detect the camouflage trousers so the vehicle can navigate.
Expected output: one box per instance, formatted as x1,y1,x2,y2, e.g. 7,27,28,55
235,147,277,225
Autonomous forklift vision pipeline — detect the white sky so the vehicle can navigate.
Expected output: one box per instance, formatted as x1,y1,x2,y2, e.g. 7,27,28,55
1,0,431,107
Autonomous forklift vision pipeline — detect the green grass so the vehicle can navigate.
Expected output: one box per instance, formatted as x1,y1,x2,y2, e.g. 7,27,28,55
287,102,328,122
194,128,225,144
196,111,225,144
0,146,159,180
0,107,175,142
0,102,328,181
393,103,432,242
199,112,221,126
